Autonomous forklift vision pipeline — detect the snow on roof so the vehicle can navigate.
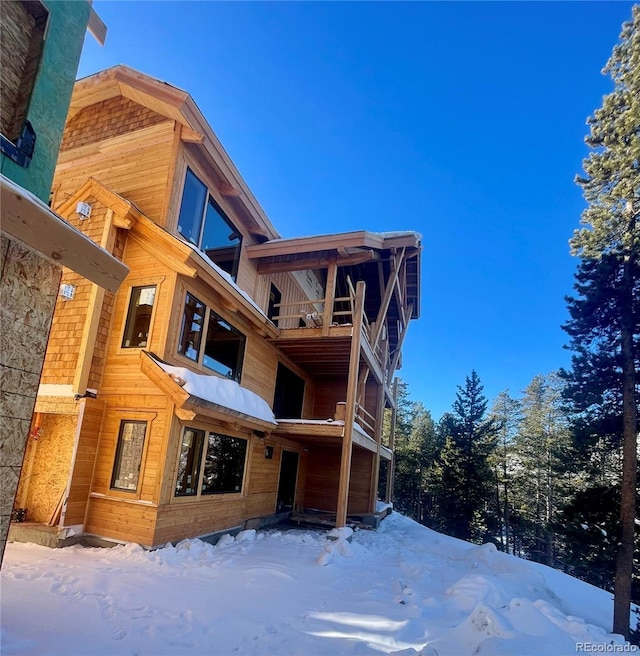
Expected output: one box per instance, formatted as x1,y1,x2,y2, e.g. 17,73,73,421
154,358,276,425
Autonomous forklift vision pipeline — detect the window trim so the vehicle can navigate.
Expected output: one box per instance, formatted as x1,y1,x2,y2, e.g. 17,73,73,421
121,284,158,349
117,278,163,354
110,420,148,493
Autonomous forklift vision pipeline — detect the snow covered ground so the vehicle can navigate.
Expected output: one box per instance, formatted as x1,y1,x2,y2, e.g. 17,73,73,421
1,512,637,656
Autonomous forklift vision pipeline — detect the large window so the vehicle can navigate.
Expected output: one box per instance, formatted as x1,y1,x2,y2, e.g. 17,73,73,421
178,292,245,382
111,421,147,491
177,169,242,281
174,427,247,498
122,286,156,348
202,433,248,495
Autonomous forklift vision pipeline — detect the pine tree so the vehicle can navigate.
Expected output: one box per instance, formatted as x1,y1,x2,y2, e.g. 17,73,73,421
513,374,573,567
489,390,521,554
437,371,497,542
568,5,639,639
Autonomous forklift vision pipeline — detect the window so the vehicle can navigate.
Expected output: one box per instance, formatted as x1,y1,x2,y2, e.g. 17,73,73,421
201,433,247,495
273,363,305,419
0,1,48,165
203,310,245,381
174,427,247,498
122,286,156,348
111,421,147,491
177,168,242,281
177,292,245,382
178,292,205,361
268,284,281,327
175,428,205,496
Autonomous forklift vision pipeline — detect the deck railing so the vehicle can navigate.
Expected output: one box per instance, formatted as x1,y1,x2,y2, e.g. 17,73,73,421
355,403,377,439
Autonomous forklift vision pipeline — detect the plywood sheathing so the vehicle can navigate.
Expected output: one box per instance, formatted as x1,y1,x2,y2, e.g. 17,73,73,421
17,414,77,523
0,235,62,560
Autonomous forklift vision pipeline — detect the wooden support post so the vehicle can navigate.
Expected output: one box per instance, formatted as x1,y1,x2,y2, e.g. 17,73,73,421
336,280,365,527
322,257,338,336
72,208,117,395
369,381,386,512
385,378,398,504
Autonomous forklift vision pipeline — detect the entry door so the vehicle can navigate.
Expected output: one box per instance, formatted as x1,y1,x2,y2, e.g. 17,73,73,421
276,450,299,512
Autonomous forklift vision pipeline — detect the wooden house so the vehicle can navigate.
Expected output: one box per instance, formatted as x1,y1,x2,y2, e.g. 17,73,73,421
13,66,422,548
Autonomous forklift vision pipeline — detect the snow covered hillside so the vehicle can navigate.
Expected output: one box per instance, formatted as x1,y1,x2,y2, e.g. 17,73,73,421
1,512,636,656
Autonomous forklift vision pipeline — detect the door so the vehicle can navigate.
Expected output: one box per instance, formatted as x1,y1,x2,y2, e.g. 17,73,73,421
276,450,299,512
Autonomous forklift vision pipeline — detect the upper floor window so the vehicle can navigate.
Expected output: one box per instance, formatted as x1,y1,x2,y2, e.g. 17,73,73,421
177,291,245,382
177,168,242,281
122,286,156,348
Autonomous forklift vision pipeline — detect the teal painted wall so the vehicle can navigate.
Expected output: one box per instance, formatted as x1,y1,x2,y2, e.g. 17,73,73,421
1,1,90,202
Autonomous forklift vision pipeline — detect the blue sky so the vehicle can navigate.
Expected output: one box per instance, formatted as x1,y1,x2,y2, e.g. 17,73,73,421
79,1,635,419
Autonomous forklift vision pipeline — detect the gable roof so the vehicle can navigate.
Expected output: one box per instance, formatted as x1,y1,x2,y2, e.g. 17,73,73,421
68,65,278,242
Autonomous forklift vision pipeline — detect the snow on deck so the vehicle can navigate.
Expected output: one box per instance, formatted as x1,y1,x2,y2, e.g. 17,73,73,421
2,512,635,656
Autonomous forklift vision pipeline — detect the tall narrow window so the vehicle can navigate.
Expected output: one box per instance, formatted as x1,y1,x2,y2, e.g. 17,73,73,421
111,421,147,491
122,286,156,348
268,284,282,327
175,428,205,496
177,168,207,246
201,433,247,495
178,292,205,361
203,310,245,382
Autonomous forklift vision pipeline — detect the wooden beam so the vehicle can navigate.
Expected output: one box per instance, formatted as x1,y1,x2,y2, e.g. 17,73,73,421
322,256,337,336
180,126,205,144
87,7,107,46
386,378,398,504
128,232,196,278
175,408,197,422
336,280,365,527
1,176,128,293
246,231,385,260
369,382,386,512
255,250,377,275
72,208,116,395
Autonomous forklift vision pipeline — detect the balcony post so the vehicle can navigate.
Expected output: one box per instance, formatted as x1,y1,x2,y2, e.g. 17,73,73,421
385,377,399,504
336,280,365,527
322,255,337,336
368,381,386,512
